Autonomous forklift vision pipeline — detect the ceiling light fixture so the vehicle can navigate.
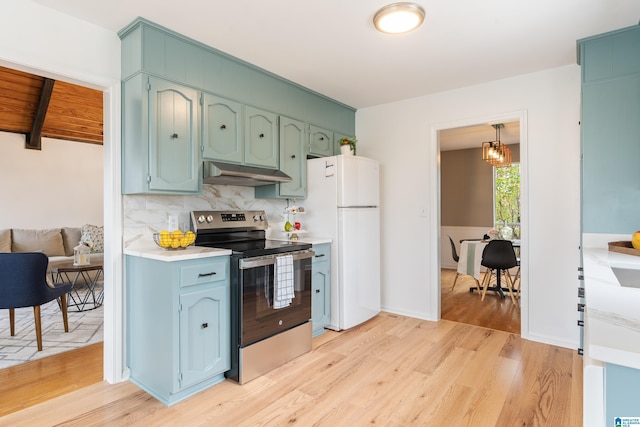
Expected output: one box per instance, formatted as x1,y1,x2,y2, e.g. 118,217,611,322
482,124,512,167
373,3,425,34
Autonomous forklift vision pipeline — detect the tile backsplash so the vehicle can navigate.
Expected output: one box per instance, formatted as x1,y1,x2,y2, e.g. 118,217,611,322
123,184,292,247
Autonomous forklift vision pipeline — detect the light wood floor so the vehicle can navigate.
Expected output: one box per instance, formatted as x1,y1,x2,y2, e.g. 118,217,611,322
0,312,582,426
0,342,104,417
441,268,521,334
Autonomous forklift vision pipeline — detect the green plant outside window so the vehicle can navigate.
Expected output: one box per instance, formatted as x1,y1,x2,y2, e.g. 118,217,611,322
495,163,521,238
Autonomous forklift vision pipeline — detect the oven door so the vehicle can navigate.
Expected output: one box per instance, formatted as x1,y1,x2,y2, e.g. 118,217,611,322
238,249,313,347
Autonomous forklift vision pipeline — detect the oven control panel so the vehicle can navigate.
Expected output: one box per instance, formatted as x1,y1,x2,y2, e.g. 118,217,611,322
191,210,268,231
221,213,246,222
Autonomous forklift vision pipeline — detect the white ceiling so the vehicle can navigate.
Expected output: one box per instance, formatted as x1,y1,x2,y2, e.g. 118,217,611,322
33,0,640,111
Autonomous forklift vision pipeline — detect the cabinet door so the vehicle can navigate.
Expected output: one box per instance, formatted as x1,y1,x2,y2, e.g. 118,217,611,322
279,116,307,197
179,284,230,389
311,243,331,336
582,75,640,233
309,125,334,157
244,106,278,168
148,78,200,192
202,93,243,163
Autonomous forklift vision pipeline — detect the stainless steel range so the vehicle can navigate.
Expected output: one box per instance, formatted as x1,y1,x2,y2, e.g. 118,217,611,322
191,210,314,384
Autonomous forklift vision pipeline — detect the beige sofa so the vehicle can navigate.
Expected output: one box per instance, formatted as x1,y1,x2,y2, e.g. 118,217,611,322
0,226,104,276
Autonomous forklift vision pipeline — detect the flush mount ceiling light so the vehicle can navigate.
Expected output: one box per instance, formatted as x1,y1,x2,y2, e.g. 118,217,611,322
373,2,425,34
482,124,512,168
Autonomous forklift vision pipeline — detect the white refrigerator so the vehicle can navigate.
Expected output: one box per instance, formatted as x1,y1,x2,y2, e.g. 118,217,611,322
305,155,381,330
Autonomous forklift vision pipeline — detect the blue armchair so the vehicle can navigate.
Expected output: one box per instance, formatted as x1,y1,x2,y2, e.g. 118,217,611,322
0,252,73,351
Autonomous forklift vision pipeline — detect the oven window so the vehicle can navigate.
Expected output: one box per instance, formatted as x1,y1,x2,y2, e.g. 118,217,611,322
240,257,311,346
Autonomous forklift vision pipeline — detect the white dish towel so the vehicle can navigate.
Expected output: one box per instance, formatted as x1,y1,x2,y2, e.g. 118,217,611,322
274,254,295,309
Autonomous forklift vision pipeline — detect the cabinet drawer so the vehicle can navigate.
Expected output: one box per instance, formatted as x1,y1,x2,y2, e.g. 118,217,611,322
312,244,330,264
180,259,227,288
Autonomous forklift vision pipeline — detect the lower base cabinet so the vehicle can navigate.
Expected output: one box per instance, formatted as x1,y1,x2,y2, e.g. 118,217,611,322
311,243,331,337
126,255,230,405
605,362,640,424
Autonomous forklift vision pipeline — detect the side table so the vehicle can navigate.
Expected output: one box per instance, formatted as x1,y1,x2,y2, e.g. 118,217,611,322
50,262,104,311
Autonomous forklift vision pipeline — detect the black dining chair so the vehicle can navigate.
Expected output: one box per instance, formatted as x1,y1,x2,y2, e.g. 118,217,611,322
479,240,518,303
0,252,73,351
448,236,462,290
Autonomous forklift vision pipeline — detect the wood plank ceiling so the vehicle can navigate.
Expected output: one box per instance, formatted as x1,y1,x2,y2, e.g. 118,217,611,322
0,65,103,148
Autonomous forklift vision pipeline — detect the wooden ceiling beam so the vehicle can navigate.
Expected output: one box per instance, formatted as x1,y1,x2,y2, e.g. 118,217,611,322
25,78,55,150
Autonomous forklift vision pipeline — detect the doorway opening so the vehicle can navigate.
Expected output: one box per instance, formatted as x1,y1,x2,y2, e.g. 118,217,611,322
432,112,528,336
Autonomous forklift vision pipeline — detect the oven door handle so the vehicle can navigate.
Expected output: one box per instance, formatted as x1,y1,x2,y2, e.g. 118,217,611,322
239,250,315,269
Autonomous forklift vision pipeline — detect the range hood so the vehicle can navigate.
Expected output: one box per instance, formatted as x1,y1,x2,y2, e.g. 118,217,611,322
203,161,292,187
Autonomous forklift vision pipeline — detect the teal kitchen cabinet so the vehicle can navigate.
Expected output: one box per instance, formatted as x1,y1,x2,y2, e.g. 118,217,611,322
244,106,278,169
311,243,331,337
605,363,640,424
119,18,356,160
201,93,243,164
578,25,640,233
122,75,201,194
255,116,307,199
308,125,334,158
126,255,230,405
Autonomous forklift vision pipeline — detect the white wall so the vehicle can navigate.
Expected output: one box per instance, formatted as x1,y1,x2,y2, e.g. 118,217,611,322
1,0,122,382
357,65,582,349
0,132,103,228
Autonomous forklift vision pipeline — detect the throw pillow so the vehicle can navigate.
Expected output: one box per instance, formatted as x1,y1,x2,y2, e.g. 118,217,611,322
61,227,82,256
0,229,11,252
12,228,66,256
81,224,104,253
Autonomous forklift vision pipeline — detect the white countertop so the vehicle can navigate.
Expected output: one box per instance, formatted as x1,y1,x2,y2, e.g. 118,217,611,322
124,244,231,261
583,247,640,369
267,236,332,245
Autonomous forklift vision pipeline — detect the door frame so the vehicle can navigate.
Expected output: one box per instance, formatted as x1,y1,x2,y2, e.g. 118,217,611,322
429,110,529,338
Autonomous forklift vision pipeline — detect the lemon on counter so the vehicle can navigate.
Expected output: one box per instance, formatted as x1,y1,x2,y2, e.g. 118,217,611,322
632,231,640,249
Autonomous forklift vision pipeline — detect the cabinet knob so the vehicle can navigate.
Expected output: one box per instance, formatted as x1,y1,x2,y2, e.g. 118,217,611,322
201,323,208,329
319,137,324,141
291,155,296,159
315,289,320,293
220,124,227,130
171,133,179,139
259,133,265,138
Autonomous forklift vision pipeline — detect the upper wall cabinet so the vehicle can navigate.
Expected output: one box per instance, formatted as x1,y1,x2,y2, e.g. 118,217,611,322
578,26,640,233
119,18,356,138
244,106,278,169
201,93,243,164
308,125,334,158
122,74,201,194
256,116,307,199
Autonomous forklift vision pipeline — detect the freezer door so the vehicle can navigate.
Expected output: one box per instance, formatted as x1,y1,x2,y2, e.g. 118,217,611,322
337,156,379,207
337,207,381,329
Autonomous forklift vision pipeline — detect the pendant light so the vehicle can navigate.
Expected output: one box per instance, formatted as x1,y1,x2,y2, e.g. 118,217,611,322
373,3,425,34
482,124,512,167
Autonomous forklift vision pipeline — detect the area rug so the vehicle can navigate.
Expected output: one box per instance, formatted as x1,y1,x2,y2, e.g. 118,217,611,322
0,292,103,369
